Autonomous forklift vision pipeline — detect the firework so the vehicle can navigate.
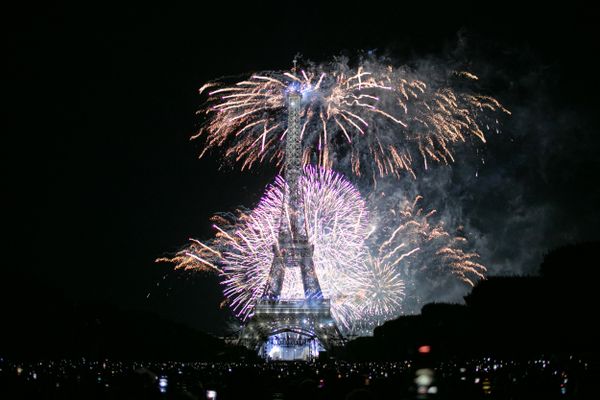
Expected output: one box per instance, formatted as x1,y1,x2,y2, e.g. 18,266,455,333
195,57,509,178
159,175,485,331
156,238,223,273
162,166,369,329
348,255,406,331
367,193,486,312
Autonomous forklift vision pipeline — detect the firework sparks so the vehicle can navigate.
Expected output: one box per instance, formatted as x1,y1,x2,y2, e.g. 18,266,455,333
195,57,509,178
159,174,485,332
161,166,369,329
156,238,223,273
367,193,486,312
349,255,406,330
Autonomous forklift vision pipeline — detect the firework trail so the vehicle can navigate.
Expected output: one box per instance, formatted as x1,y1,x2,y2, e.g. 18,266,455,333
366,192,486,313
346,255,406,332
195,56,509,178
156,238,224,273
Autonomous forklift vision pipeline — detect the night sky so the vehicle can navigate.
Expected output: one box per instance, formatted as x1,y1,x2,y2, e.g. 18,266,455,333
6,2,600,334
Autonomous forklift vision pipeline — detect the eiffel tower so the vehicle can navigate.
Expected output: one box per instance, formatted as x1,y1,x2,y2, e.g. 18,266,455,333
240,89,344,359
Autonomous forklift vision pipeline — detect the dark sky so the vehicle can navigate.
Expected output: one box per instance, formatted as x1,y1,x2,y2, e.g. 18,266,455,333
6,2,600,334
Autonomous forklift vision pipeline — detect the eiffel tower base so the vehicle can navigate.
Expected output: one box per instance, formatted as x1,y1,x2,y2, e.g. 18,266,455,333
240,298,345,360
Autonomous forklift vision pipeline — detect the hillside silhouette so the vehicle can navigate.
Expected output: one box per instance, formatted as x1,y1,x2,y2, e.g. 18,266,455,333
0,270,249,361
2,242,597,361
346,242,599,360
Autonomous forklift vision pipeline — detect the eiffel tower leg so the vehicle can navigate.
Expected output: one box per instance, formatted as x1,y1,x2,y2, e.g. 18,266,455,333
264,245,285,298
299,243,323,299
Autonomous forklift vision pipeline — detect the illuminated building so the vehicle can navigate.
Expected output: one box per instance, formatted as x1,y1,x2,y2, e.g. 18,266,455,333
240,89,344,360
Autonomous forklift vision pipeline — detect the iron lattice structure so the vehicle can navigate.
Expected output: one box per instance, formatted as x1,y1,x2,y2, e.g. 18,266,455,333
240,90,344,355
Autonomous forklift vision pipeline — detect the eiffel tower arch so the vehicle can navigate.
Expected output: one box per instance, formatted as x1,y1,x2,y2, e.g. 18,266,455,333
240,89,345,360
